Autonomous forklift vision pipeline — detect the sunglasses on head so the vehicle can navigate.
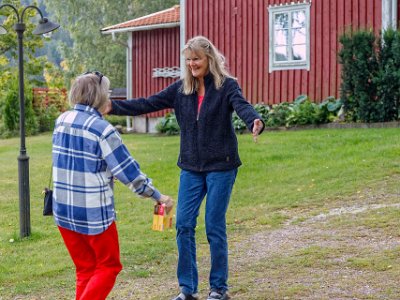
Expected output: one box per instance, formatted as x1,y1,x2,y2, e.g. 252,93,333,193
82,71,104,85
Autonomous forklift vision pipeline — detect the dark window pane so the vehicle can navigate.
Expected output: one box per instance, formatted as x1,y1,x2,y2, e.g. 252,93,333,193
274,13,289,29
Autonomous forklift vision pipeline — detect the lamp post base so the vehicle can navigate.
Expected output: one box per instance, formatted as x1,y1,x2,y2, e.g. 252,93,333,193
18,153,30,238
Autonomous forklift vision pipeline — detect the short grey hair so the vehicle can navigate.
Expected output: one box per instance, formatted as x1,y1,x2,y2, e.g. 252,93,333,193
69,73,110,110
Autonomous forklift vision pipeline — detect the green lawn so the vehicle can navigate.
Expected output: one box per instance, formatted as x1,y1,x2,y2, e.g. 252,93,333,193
0,128,399,298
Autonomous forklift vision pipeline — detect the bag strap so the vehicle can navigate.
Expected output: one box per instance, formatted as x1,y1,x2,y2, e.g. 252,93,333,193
48,166,53,189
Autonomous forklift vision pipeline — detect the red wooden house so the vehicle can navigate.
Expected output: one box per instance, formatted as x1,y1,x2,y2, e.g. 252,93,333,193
101,0,398,132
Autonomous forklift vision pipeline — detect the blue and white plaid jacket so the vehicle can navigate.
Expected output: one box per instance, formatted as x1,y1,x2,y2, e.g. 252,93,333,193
52,104,161,235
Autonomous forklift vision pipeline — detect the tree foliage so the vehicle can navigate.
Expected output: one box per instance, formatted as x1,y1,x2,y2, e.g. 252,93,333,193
374,28,400,121
338,30,379,122
43,0,179,88
0,0,50,137
339,28,400,122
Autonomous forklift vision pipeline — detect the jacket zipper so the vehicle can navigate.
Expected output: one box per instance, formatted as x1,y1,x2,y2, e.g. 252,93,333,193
195,94,202,169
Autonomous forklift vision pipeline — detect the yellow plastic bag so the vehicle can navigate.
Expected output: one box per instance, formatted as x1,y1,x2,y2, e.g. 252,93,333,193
152,203,173,231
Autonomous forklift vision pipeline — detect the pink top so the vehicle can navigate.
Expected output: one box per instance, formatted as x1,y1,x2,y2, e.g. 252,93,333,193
198,95,204,113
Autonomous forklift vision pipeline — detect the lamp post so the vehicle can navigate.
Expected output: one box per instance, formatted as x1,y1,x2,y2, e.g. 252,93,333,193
0,4,59,238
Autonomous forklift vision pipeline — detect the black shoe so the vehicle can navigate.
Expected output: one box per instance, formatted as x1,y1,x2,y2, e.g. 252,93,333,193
171,292,199,300
207,290,231,300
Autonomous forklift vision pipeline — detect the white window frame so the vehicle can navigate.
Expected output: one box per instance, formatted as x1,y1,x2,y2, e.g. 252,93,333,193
268,2,311,73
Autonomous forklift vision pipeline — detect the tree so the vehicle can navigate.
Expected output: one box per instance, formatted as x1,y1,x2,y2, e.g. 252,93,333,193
0,0,49,136
375,28,400,121
43,0,179,88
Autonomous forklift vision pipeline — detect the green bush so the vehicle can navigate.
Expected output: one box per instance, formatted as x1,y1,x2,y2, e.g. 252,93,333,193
286,96,320,126
3,84,19,133
232,103,269,133
2,77,38,137
339,28,400,122
254,103,269,123
339,30,380,122
155,96,343,135
318,96,343,123
35,104,59,132
375,28,400,121
266,102,292,127
155,112,180,135
105,115,127,127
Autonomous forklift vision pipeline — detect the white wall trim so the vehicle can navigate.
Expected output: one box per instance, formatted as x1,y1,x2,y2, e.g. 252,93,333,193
126,34,133,131
180,0,186,78
382,0,398,31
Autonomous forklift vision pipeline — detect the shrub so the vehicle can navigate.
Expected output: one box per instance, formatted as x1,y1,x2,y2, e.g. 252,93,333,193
232,103,269,133
155,96,343,135
2,77,38,136
339,28,400,122
375,28,400,121
232,112,246,133
35,104,59,132
339,30,380,122
32,88,69,131
105,115,127,127
317,96,343,123
266,102,292,127
155,112,180,135
286,95,321,126
254,103,269,123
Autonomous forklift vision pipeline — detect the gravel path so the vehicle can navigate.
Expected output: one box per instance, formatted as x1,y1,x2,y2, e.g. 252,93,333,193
110,181,400,299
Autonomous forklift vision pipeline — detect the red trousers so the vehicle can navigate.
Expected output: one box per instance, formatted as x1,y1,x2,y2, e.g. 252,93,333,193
58,222,123,300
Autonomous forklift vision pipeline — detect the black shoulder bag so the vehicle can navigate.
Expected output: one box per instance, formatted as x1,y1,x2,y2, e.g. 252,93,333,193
43,168,53,216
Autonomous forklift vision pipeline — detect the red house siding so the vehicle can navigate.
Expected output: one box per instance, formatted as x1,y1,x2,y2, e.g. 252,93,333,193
185,0,382,104
131,27,180,117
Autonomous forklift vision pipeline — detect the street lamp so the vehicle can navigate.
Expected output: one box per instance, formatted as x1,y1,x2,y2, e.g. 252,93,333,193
0,4,59,238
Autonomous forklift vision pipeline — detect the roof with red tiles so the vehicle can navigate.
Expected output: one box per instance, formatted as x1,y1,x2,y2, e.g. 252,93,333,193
101,5,180,33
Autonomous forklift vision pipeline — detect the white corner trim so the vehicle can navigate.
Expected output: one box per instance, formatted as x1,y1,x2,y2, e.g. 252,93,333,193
180,0,186,78
382,0,398,31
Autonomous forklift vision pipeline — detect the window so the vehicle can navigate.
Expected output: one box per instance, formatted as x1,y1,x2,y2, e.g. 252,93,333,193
268,2,311,72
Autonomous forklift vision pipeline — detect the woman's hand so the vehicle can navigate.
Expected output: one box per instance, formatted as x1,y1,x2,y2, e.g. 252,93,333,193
158,194,174,214
252,119,264,143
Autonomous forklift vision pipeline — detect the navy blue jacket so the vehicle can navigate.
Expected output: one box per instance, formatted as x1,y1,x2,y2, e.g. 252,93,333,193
111,73,264,172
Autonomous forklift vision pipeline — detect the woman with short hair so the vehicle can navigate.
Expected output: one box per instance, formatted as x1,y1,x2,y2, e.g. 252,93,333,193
52,71,173,300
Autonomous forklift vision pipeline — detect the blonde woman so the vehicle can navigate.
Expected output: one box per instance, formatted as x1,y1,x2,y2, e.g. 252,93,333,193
106,36,265,300
52,71,173,300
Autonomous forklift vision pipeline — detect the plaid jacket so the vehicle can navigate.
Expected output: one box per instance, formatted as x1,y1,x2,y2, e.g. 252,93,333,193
52,104,161,235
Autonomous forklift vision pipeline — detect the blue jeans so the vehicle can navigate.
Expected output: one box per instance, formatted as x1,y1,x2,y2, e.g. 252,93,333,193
176,169,238,295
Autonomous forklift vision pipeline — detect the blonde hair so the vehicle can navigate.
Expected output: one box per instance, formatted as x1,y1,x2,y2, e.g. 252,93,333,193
181,35,233,95
69,73,110,110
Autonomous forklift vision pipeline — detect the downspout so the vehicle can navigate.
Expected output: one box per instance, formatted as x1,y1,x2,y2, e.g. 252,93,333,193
180,0,186,78
110,31,133,131
126,34,133,132
382,0,398,31
392,0,398,30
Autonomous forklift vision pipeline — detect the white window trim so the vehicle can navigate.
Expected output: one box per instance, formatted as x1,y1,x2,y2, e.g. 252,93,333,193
268,2,311,73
